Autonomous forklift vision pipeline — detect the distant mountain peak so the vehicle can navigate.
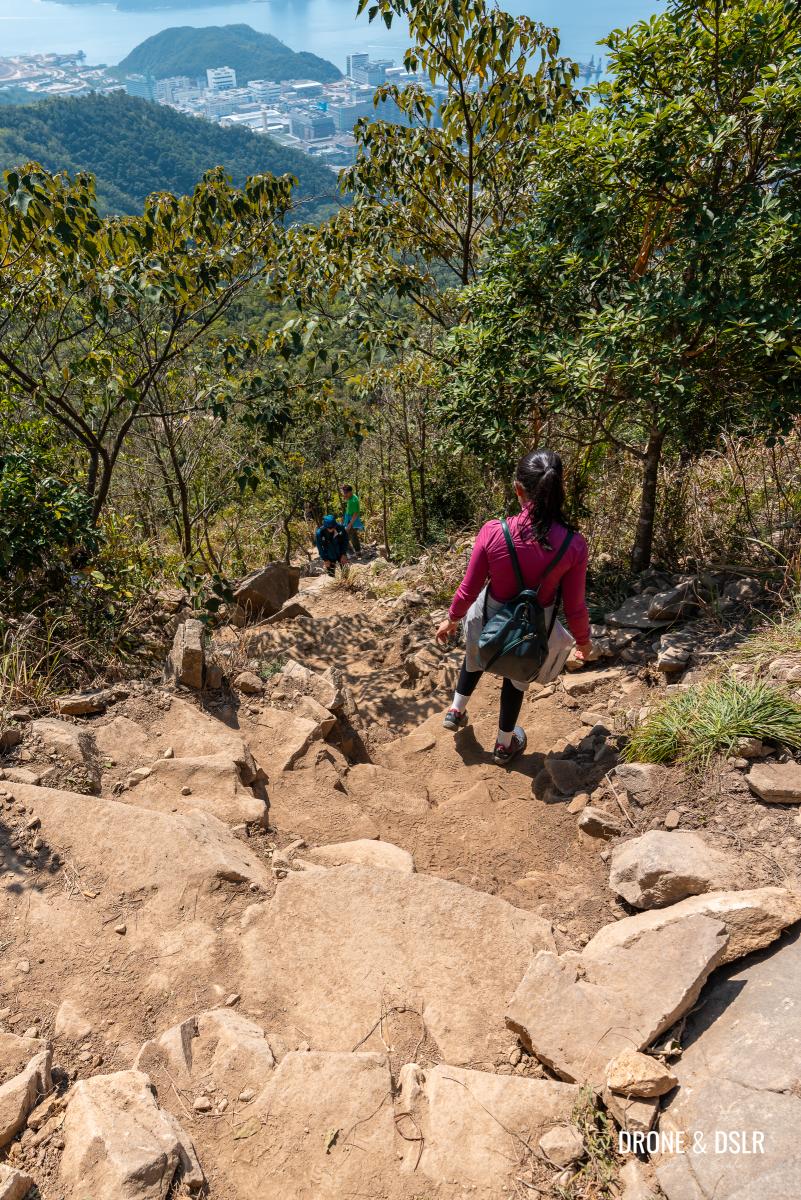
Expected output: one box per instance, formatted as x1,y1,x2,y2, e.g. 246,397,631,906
117,23,342,84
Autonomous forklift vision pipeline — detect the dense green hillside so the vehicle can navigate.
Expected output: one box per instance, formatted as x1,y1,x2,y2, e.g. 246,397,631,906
117,24,341,83
0,87,39,106
0,91,339,216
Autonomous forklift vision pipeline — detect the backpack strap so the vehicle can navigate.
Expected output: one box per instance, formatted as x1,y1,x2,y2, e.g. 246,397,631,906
543,530,574,637
501,520,574,594
539,529,575,587
500,519,525,592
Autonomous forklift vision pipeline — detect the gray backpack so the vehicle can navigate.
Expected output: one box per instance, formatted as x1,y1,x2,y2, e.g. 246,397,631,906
477,519,573,684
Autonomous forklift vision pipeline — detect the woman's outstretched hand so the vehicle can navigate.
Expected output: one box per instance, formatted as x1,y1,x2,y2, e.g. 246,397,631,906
573,640,596,662
436,618,459,645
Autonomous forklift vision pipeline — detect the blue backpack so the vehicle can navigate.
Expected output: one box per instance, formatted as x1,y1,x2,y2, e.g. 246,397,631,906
478,519,574,684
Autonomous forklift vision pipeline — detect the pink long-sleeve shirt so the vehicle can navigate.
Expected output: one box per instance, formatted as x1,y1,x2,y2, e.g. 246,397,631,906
448,511,591,645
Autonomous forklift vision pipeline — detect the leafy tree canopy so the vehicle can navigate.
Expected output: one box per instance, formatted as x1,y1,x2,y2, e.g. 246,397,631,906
444,0,801,568
293,0,580,354
0,91,338,217
0,163,299,523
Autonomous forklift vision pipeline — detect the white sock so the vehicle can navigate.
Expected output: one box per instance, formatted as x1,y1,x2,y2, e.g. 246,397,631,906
496,727,514,748
451,692,470,713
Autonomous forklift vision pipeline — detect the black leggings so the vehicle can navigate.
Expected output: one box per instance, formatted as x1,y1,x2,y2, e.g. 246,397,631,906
456,660,524,732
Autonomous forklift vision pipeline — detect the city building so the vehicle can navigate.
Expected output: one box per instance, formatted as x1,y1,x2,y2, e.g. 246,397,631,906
206,66,237,92
329,99,374,133
289,111,336,141
285,79,324,100
155,76,198,104
248,79,282,103
220,111,268,132
124,74,155,101
346,53,369,79
350,58,394,87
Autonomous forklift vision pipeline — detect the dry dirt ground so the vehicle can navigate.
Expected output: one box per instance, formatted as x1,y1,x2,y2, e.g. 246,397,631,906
1,571,800,1200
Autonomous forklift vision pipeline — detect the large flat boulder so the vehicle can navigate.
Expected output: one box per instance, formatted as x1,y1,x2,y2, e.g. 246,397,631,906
221,1051,398,1200
609,831,737,908
747,760,801,804
59,1069,203,1199
656,931,801,1200
124,750,266,826
241,864,555,1066
506,914,728,1086
0,783,271,1057
585,886,801,966
606,595,670,630
397,1062,579,1188
157,698,253,762
234,563,300,620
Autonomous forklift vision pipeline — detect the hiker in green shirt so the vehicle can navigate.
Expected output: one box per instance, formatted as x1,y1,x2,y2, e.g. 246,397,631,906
341,485,364,555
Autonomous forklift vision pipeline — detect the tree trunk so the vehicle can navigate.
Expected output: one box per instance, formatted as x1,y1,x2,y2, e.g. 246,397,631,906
630,428,665,573
418,398,428,544
377,402,391,559
90,450,114,524
282,514,292,564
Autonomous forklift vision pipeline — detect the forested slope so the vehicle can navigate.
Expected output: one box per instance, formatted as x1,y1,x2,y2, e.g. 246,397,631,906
0,91,339,215
117,23,341,83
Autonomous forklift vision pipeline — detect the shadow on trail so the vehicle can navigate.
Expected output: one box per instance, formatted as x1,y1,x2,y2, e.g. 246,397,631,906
0,808,59,897
451,724,613,801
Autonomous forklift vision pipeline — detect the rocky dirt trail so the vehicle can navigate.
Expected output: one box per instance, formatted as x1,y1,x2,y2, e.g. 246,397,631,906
1,561,801,1200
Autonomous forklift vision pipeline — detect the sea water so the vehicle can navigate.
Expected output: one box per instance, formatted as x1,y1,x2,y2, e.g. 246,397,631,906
0,0,662,74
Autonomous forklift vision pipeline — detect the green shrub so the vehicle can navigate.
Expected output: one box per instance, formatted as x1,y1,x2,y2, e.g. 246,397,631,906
625,675,801,767
0,449,100,579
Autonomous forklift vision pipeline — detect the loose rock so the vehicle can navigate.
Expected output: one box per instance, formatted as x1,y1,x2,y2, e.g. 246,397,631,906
539,1123,585,1167
578,806,622,839
165,619,206,690
605,1050,678,1098
234,671,264,695
55,689,108,716
608,831,737,909
0,1034,52,1148
747,761,801,804
233,564,300,621
59,1069,204,1199
0,1164,35,1200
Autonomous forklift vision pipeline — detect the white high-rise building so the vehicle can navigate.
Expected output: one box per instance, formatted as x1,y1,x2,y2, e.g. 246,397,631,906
206,66,237,92
346,53,369,79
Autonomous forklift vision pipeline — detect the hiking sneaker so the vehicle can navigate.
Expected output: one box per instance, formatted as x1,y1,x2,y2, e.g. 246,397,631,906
442,708,468,732
493,727,527,766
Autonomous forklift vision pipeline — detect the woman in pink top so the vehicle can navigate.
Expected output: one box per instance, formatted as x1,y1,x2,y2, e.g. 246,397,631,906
436,450,593,765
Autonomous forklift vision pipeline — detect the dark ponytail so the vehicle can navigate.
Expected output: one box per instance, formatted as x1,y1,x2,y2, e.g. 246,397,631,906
515,449,571,546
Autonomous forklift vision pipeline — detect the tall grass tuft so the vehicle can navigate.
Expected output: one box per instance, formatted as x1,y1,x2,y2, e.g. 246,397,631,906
625,675,801,767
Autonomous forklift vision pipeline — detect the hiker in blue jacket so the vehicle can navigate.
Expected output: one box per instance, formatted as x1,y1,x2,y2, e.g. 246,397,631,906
315,514,349,576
